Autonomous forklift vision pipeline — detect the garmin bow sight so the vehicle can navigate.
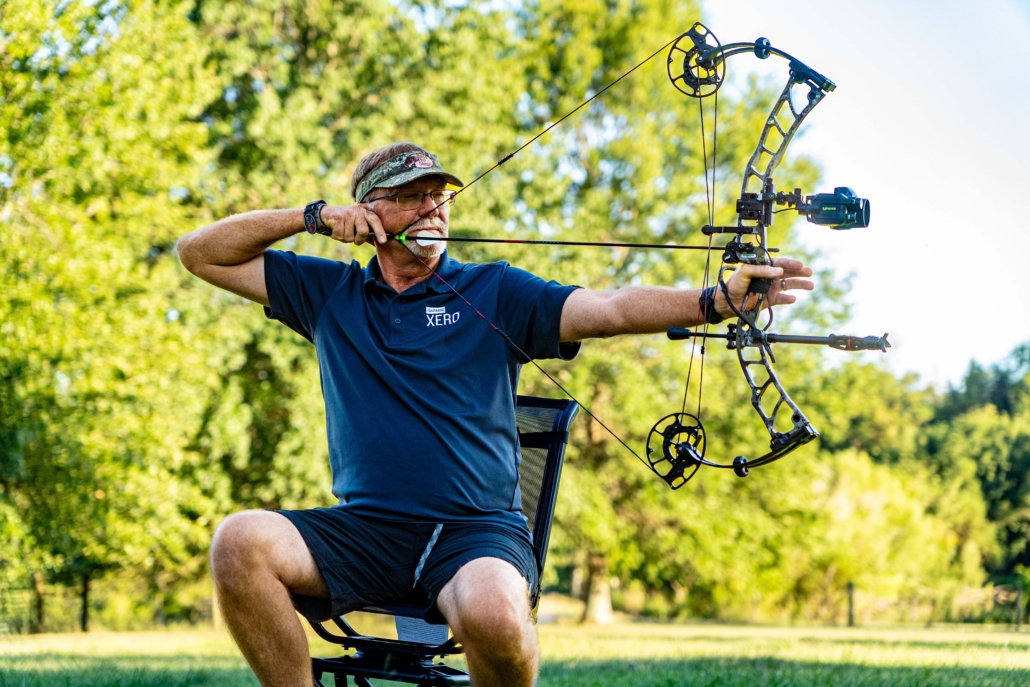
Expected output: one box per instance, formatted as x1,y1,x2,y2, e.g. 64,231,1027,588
703,178,870,237
799,187,870,229
736,181,870,230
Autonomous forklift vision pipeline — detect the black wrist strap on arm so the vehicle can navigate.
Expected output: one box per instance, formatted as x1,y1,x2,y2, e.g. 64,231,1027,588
699,285,724,325
304,200,331,236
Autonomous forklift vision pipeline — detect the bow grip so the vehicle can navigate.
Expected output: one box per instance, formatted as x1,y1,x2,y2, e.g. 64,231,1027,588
749,277,772,295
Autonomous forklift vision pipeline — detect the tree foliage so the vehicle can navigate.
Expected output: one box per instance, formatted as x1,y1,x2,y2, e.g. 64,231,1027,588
2,0,1028,628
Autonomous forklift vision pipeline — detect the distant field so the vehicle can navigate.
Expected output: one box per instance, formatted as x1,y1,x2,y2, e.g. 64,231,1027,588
2,621,1029,686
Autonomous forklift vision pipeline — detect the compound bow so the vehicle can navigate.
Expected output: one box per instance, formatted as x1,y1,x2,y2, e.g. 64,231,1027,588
391,22,890,489
644,23,888,488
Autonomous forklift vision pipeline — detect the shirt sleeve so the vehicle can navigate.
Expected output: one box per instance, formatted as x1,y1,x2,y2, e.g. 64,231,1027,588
496,264,582,361
263,250,351,343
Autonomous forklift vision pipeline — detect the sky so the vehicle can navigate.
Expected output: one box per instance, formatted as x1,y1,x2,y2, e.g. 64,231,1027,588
701,0,1030,389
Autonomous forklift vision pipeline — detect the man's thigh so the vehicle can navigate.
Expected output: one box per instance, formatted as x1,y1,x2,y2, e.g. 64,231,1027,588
435,557,532,623
419,522,538,615
277,508,438,621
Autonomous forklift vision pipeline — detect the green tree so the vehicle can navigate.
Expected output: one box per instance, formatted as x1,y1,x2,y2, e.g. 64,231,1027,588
1,0,228,625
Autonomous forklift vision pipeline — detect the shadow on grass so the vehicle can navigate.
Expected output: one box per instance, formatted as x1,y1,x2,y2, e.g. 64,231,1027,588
4,653,1028,687
539,657,1030,687
797,635,1030,652
555,629,1030,654
0,653,258,687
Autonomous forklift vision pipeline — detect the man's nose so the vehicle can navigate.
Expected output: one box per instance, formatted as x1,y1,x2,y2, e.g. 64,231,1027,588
417,193,443,218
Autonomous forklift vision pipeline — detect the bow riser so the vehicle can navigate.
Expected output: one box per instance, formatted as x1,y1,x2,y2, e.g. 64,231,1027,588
732,320,820,468
741,74,831,202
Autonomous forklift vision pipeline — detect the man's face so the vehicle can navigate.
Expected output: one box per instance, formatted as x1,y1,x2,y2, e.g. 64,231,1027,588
366,175,450,259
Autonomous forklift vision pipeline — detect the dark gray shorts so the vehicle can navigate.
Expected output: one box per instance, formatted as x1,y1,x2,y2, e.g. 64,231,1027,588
277,507,539,622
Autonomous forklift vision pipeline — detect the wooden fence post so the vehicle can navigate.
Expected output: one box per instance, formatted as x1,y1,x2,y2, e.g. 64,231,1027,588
80,572,90,633
1017,586,1023,632
847,581,855,628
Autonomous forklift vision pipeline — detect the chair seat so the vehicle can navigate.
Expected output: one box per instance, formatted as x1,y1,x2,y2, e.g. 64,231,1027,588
312,655,471,686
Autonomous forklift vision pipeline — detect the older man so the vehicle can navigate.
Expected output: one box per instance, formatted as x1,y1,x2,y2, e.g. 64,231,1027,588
176,142,813,687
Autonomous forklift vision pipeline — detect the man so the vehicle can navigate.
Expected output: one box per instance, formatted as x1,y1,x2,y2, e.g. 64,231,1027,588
177,142,813,687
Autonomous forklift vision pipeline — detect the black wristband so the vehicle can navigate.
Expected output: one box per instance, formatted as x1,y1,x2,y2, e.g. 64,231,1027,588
303,200,331,236
699,285,725,324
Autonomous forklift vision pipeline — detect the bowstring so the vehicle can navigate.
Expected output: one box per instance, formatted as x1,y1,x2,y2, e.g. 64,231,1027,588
401,243,652,470
382,39,686,471
445,36,680,205
391,36,680,243
680,85,719,419
696,88,718,422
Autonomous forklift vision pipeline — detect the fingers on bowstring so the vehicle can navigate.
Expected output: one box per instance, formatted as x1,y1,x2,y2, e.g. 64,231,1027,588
364,209,386,244
353,214,372,245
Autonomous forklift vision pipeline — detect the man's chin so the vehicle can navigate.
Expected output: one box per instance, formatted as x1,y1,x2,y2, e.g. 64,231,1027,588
406,230,446,259
407,239,445,260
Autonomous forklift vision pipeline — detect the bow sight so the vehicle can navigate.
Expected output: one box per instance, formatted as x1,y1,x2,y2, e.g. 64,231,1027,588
800,187,870,230
703,178,871,236
644,23,890,490
735,182,871,231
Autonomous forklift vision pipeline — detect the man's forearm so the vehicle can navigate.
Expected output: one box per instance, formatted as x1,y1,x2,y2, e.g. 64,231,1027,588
561,285,731,341
177,208,304,272
604,285,729,335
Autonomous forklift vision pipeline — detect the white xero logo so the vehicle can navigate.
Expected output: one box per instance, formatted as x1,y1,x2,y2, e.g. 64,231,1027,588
426,306,460,327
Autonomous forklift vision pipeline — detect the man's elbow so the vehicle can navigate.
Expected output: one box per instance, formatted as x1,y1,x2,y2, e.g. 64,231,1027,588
176,233,200,274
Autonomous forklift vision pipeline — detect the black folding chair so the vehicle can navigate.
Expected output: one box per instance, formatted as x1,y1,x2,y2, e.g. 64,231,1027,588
309,395,579,687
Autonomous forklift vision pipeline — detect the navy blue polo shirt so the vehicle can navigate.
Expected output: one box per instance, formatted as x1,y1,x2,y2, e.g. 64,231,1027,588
263,249,580,531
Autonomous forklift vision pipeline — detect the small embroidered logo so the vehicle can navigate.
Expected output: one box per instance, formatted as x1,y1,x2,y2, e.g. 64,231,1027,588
405,153,434,169
426,306,460,327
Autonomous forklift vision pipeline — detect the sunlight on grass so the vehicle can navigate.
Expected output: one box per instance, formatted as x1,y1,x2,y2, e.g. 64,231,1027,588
1,622,1029,686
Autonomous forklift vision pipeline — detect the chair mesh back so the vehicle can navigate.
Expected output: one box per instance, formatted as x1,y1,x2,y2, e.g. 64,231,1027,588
515,404,561,537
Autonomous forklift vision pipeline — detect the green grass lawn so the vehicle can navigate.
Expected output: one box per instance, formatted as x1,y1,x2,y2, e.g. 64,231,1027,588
2,621,1029,686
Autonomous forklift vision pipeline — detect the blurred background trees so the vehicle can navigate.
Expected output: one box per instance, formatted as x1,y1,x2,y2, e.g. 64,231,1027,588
2,0,1029,631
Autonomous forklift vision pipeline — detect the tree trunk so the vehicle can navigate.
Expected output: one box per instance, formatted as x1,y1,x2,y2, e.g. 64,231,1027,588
581,553,614,625
80,572,90,632
569,549,587,602
31,571,44,634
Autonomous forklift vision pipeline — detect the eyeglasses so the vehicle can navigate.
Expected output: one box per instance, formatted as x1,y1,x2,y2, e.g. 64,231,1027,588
368,190,456,210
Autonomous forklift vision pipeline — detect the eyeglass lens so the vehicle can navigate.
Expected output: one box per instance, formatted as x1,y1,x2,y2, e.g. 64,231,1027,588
395,191,454,209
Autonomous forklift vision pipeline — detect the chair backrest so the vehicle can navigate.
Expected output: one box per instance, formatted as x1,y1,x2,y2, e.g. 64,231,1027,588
513,395,579,595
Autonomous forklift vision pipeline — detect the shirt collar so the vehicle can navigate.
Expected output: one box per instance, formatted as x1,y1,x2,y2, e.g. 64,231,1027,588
363,250,461,295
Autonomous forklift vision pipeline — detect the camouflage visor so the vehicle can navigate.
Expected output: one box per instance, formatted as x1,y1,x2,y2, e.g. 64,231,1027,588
354,150,464,203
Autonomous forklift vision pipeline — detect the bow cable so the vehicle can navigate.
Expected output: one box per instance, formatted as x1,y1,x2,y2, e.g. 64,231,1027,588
380,38,690,471
680,87,718,421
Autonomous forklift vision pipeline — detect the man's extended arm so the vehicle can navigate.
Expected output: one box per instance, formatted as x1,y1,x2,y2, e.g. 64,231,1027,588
559,258,814,342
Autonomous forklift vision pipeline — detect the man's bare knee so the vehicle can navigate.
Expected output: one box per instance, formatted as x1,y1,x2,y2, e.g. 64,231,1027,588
212,511,273,576
211,510,326,598
440,558,534,652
